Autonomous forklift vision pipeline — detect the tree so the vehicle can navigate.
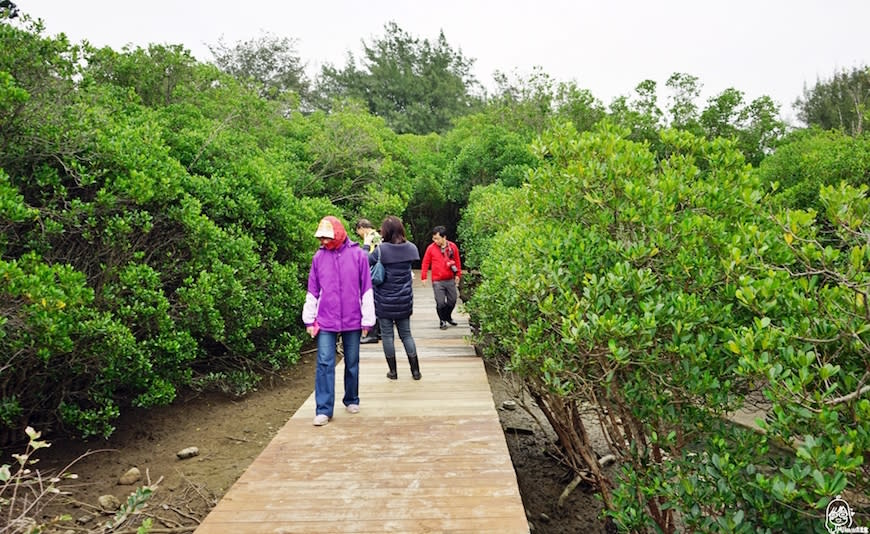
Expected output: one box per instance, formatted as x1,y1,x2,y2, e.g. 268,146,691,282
463,122,868,532
443,117,535,205
465,123,769,529
665,72,701,133
758,128,870,211
0,13,82,180
303,101,412,219
700,87,744,140
208,31,309,105
489,67,556,134
1,18,326,439
0,0,18,18
400,132,453,249
608,79,664,148
738,94,786,166
85,43,198,108
700,88,785,166
795,65,870,136
315,22,480,134
555,81,605,133
488,67,606,136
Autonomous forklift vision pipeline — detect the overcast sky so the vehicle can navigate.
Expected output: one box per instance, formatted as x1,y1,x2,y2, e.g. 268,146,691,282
17,0,870,123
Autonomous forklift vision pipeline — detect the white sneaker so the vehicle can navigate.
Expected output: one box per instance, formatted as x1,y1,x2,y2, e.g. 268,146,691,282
313,414,330,426
346,404,360,414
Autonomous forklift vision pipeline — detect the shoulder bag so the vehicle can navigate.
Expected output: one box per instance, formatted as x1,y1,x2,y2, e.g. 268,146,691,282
370,246,385,286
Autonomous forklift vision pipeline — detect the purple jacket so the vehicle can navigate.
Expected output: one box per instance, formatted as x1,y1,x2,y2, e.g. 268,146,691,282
302,239,375,332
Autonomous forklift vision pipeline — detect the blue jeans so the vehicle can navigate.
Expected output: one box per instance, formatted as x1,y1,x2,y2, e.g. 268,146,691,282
379,317,417,358
315,330,361,417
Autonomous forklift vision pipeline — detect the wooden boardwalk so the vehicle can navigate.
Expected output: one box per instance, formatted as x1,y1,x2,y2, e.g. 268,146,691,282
195,273,529,533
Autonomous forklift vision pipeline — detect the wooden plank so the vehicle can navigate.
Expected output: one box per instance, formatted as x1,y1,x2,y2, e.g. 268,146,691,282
202,503,524,521
197,519,526,534
195,273,529,533
232,469,518,484
212,485,521,501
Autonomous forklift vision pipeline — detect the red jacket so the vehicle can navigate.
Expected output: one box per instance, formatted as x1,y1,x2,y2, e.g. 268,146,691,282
421,241,462,282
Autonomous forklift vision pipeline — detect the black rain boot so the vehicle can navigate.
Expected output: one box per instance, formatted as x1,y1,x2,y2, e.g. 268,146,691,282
386,356,398,380
408,355,421,380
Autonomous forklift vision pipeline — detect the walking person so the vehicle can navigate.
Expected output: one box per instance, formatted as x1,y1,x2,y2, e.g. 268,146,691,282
302,216,376,426
354,218,383,252
420,225,462,330
369,216,422,380
355,218,382,344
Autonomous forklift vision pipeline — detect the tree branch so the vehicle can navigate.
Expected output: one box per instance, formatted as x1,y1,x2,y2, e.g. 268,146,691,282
826,371,870,406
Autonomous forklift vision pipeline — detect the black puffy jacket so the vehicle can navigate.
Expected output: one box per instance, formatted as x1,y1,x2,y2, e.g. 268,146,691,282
369,242,419,319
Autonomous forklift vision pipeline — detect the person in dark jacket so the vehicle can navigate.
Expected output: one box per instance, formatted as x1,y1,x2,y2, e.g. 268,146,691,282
369,216,422,380
355,218,382,344
303,216,375,426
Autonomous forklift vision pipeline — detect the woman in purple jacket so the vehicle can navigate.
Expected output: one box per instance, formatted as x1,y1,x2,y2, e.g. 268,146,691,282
302,216,376,426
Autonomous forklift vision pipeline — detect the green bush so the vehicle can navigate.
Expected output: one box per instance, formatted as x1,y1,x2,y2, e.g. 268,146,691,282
464,122,868,531
444,122,536,205
758,129,870,212
458,182,531,271
0,253,138,438
0,18,326,438
729,182,870,522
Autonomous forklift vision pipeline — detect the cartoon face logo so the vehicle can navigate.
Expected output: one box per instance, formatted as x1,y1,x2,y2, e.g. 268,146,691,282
826,495,854,533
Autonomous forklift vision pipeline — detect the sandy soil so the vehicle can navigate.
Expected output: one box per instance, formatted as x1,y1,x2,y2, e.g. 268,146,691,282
22,355,611,533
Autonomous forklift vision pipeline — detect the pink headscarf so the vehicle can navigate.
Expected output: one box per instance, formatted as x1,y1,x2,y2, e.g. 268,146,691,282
317,216,348,250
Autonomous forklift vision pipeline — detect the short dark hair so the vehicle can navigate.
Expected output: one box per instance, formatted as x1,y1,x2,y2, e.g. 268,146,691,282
355,218,374,230
432,225,447,237
381,216,407,244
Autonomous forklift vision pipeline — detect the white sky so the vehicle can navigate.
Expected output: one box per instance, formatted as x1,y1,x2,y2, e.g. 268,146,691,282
17,0,870,124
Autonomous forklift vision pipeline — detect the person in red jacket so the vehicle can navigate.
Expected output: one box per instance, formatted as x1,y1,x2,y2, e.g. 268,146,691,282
420,225,462,330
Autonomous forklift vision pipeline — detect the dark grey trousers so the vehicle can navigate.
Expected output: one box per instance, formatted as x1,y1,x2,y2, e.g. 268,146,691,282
432,279,457,321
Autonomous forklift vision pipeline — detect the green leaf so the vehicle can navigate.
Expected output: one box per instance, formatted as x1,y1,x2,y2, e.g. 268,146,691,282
811,469,826,491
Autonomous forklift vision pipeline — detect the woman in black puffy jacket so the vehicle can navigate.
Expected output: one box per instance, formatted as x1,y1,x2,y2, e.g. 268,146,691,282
369,216,422,380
